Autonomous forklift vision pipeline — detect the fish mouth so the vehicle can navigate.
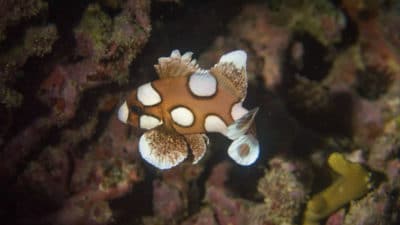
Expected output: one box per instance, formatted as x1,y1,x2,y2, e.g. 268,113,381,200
118,101,129,123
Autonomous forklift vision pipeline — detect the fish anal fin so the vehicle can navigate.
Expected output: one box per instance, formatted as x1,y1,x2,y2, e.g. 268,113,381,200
154,50,199,78
184,134,209,164
139,126,188,169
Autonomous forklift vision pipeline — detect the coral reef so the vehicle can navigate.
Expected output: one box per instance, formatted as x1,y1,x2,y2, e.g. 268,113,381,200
343,184,393,225
267,0,346,46
1,0,400,225
255,157,310,225
203,162,251,225
0,0,48,42
180,207,218,225
0,0,58,108
8,98,142,225
144,163,203,224
0,0,150,224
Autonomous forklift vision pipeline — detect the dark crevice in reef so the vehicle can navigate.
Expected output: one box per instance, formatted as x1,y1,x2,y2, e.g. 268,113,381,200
270,3,363,139
4,58,51,143
279,26,360,137
285,32,333,83
109,174,154,225
334,11,359,49
47,0,90,39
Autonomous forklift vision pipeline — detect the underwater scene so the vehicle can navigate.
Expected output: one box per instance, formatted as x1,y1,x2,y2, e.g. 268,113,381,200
0,0,400,224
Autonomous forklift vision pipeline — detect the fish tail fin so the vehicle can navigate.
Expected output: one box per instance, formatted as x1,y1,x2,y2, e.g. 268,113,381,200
226,108,260,165
227,133,260,166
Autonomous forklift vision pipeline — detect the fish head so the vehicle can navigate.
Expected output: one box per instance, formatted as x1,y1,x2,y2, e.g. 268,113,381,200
118,89,144,128
118,86,164,130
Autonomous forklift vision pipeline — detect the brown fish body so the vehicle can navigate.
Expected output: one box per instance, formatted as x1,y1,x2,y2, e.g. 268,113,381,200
148,76,238,134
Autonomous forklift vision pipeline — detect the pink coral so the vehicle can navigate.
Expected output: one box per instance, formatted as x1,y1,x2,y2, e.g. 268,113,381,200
326,209,345,225
181,207,218,225
0,117,54,183
153,179,185,220
230,4,290,90
203,161,250,225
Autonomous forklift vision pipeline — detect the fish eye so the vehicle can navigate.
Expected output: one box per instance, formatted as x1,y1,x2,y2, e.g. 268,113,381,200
130,105,144,115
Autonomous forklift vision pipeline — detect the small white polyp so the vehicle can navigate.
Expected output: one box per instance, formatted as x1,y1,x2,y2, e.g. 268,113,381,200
181,51,193,61
171,49,181,58
227,134,259,166
171,106,194,127
137,83,161,106
117,101,129,123
204,115,228,135
219,50,247,70
188,72,217,97
139,115,163,130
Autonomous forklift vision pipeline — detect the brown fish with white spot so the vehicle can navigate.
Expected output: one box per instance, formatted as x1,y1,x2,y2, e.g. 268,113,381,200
118,50,259,169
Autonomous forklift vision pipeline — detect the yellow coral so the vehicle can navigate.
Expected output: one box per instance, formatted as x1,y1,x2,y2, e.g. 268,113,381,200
303,152,371,225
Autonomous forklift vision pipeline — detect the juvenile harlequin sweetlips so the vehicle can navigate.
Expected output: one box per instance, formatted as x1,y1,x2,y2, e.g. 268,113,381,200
117,50,260,169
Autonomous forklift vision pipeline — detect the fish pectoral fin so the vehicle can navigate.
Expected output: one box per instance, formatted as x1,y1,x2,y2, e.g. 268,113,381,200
228,134,260,166
154,49,199,78
139,126,188,169
226,107,259,140
184,134,209,164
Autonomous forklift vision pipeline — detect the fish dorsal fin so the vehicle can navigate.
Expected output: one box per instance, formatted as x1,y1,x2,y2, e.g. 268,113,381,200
210,50,248,99
154,50,199,79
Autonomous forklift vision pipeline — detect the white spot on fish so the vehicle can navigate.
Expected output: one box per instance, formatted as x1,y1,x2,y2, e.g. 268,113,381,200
188,72,217,97
189,71,217,97
137,83,161,106
171,106,194,127
231,101,248,120
140,115,163,130
204,115,228,135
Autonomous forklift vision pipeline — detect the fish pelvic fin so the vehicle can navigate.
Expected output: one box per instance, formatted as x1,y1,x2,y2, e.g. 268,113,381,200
139,126,188,170
184,134,209,164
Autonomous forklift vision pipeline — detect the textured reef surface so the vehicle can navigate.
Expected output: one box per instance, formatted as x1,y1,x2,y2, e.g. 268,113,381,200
0,0,399,225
